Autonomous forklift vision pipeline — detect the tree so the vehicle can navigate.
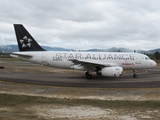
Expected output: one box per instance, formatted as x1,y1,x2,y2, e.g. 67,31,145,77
154,51,160,60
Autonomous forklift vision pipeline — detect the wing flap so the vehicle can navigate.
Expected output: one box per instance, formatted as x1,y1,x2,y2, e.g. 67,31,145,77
70,59,119,68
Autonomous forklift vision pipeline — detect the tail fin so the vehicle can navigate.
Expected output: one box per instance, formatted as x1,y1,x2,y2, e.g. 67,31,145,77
13,24,45,51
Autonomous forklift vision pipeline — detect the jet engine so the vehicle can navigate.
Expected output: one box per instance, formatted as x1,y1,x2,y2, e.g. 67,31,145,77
101,67,123,77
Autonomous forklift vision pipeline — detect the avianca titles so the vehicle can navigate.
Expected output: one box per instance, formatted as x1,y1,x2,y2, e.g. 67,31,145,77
10,24,157,79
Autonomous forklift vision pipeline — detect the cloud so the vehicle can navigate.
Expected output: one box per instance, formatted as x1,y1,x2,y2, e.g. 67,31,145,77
0,0,160,50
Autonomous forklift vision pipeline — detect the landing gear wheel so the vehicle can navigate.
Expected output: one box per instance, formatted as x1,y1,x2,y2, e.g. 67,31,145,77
85,71,89,76
86,74,92,79
85,71,92,79
133,74,138,78
133,70,138,78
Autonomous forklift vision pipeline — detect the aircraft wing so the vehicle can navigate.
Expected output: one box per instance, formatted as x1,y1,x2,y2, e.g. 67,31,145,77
10,53,33,59
70,59,119,70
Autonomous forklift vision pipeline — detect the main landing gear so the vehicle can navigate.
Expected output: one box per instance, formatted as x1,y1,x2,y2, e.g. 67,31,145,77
85,71,92,79
85,70,139,79
133,70,138,78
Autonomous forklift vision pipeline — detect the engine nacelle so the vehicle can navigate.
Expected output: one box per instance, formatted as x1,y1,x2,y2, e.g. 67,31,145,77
101,67,123,77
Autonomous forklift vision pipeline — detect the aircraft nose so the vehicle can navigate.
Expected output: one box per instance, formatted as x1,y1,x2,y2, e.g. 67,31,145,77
151,60,157,67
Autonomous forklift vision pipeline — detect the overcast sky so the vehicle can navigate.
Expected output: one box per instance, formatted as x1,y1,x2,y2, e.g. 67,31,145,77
0,0,160,50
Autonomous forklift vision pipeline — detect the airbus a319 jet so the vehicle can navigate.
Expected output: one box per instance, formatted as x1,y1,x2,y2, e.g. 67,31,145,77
10,24,157,79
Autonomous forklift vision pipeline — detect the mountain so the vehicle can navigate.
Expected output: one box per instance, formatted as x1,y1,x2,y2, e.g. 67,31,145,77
85,47,146,53
0,45,18,52
42,46,75,51
144,48,160,54
85,47,132,52
0,45,74,52
0,45,159,54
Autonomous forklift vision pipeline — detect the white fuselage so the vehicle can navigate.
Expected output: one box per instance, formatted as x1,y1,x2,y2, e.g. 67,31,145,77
11,51,157,70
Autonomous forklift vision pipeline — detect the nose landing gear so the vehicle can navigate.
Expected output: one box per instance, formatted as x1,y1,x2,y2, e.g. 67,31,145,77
133,70,138,78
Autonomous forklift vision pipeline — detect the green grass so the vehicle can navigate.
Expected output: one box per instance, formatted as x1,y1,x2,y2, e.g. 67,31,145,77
0,93,160,108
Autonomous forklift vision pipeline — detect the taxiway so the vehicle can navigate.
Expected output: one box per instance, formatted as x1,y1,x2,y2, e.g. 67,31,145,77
0,65,160,88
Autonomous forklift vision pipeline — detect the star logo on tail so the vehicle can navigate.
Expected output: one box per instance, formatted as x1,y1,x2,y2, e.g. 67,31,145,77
20,36,32,48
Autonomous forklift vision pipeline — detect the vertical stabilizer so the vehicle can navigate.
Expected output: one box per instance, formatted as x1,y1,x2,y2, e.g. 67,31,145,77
14,24,45,51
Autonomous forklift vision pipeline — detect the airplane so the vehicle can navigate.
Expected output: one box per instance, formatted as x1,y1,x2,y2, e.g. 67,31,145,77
10,24,157,79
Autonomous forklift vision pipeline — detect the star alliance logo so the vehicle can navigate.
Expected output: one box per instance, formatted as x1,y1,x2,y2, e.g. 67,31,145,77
20,36,32,48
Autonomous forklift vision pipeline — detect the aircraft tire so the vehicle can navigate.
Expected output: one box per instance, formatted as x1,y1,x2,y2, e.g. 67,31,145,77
86,74,92,79
133,74,138,78
85,71,89,76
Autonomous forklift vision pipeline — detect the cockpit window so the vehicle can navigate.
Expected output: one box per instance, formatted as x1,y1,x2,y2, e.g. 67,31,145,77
145,57,150,60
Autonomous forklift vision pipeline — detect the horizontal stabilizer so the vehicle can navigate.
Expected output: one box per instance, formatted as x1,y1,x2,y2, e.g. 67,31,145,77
10,53,32,59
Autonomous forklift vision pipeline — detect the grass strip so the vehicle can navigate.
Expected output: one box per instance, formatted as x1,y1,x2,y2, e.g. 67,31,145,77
0,93,160,108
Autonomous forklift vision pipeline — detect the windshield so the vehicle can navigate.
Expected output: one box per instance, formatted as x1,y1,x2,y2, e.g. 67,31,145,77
145,57,150,60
